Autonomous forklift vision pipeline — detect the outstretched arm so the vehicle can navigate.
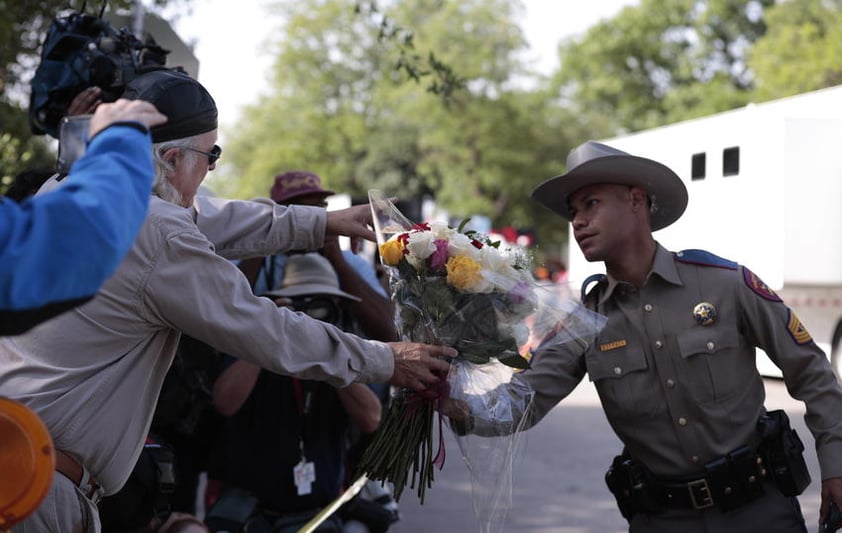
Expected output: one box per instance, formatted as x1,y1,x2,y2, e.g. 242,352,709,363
0,99,166,317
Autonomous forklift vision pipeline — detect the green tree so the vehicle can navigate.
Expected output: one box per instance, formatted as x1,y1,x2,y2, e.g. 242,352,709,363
219,0,608,258
551,0,774,132
749,0,842,101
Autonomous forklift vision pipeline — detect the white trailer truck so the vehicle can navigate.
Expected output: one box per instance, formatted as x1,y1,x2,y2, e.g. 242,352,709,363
566,85,842,378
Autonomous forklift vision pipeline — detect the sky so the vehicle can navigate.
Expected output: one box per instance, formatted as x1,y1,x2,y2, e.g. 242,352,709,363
167,0,638,133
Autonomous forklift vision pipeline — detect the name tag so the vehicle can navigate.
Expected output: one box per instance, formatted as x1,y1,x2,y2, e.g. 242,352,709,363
599,339,627,352
294,460,316,496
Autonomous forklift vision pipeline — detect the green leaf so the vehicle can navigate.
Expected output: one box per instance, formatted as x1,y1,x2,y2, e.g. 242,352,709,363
498,354,531,370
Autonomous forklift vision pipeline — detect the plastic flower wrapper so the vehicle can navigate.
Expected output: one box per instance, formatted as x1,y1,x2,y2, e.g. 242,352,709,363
358,191,606,527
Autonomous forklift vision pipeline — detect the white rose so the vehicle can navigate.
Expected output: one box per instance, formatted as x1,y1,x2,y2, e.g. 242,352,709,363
447,232,481,261
429,221,452,239
405,230,436,264
480,248,523,291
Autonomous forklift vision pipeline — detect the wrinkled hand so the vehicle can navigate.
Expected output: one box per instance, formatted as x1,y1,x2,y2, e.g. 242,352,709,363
325,203,376,244
820,477,842,525
67,86,102,116
88,99,167,138
387,342,455,393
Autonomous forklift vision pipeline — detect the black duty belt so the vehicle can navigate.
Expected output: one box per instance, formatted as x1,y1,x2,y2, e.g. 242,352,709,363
653,446,767,512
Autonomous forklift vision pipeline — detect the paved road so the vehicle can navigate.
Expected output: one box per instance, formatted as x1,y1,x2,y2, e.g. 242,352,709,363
389,377,823,532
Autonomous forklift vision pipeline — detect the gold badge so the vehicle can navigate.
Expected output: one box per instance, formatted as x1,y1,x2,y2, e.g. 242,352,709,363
693,302,717,326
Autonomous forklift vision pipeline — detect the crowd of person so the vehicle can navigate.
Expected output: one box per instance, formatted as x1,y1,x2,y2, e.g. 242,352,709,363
4,59,842,533
0,69,452,532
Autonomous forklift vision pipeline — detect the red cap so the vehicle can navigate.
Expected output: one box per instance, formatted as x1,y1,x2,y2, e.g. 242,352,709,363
270,171,335,204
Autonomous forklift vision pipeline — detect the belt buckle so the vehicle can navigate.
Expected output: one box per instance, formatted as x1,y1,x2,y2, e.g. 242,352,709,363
84,483,104,505
687,478,714,509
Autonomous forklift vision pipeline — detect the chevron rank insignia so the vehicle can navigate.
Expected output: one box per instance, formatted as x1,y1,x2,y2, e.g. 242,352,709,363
743,268,781,302
786,310,812,345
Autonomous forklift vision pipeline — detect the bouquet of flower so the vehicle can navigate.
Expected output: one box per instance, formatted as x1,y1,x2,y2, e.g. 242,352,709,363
358,191,605,528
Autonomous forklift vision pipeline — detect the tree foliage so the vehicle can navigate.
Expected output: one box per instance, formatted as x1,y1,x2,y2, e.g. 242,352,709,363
749,0,842,101
219,0,600,253
551,0,775,132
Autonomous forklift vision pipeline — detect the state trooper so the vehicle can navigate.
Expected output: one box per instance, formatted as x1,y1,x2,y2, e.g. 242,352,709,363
446,140,842,532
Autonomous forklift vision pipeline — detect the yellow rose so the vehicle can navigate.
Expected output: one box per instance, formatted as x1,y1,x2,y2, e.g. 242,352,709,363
379,239,405,266
446,255,482,291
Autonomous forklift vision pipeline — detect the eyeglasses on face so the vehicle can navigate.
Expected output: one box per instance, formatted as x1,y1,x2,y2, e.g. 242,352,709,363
183,144,222,166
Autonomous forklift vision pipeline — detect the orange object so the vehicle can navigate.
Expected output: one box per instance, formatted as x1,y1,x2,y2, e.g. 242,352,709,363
0,397,54,528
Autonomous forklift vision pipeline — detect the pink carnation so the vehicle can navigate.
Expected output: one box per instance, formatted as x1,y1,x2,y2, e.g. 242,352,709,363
429,239,449,270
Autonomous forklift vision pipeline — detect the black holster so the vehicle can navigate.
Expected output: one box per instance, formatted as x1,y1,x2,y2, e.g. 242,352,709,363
604,451,663,520
757,409,811,497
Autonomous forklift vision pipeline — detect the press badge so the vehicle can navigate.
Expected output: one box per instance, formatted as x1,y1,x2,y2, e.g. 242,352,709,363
294,459,316,496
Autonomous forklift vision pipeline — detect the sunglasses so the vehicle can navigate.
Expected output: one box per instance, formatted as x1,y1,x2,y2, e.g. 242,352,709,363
183,144,222,166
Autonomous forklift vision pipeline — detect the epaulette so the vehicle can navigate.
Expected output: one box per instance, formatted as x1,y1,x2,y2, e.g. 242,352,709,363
674,249,738,270
580,273,607,303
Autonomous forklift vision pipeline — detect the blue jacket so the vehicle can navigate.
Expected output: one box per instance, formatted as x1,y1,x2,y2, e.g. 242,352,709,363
0,122,154,333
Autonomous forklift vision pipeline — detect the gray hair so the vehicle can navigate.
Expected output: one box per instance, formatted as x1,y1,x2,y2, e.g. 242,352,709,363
152,136,203,207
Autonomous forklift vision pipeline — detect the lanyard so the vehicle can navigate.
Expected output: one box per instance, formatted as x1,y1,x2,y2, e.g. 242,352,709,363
291,378,312,460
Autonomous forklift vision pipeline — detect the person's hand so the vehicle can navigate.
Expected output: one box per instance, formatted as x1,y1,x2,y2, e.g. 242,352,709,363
438,397,469,420
88,98,167,138
819,477,842,526
387,342,455,393
325,204,376,244
66,86,102,116
439,397,473,435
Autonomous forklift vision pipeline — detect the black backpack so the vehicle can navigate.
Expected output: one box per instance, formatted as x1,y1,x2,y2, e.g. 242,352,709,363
28,6,171,138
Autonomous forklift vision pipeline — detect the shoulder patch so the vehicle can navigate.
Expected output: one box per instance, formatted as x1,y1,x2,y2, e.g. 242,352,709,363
743,268,781,302
787,309,813,345
674,249,738,270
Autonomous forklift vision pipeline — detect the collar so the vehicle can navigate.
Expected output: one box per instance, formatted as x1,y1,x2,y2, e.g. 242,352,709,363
598,243,683,304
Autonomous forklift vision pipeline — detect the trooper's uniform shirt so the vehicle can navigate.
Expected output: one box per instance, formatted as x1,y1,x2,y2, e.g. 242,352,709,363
522,244,842,482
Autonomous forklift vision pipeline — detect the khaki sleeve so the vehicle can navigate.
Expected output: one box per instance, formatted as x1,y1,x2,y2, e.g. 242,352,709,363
519,340,589,428
191,196,326,260
142,227,394,388
737,266,842,480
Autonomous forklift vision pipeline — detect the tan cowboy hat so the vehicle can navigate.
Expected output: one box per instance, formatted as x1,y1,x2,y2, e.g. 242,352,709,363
530,140,688,231
263,253,361,302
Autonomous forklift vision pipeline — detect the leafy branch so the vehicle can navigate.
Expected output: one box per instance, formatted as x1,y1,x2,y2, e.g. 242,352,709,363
354,1,464,102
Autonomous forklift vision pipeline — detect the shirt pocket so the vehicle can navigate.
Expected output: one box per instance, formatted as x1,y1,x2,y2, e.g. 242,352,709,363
677,325,748,404
586,342,660,419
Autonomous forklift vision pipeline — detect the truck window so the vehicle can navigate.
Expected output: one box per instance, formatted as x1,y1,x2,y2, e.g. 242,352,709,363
691,152,706,180
723,146,740,176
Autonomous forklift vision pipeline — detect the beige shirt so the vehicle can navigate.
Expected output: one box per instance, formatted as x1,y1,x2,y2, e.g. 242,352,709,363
0,196,393,494
518,244,842,480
